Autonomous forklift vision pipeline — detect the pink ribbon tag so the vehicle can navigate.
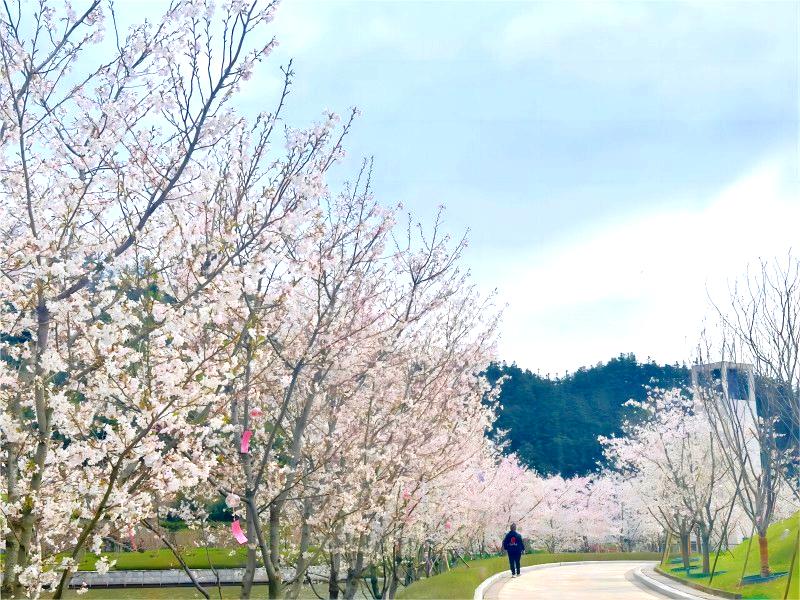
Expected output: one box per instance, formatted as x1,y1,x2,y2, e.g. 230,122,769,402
231,519,248,544
240,430,252,454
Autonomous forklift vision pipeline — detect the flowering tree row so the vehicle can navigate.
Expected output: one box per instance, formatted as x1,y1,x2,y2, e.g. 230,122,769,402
0,0,674,593
602,257,799,580
0,0,498,596
601,385,797,579
0,1,536,598
7,2,795,599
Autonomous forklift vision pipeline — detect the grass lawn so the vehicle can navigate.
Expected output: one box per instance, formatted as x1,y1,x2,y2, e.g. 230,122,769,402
662,512,799,600
396,551,660,600
76,548,249,571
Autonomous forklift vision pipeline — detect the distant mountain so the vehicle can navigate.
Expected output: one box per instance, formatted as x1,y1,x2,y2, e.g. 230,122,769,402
484,354,689,477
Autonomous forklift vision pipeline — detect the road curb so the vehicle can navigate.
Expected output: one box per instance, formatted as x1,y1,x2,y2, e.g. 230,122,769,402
474,559,661,600
633,566,723,599
653,566,742,599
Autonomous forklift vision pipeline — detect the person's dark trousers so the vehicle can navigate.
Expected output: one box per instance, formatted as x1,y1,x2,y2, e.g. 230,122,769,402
508,552,521,576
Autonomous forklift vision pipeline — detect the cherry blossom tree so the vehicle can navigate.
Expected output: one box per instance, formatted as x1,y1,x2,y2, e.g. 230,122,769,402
0,0,356,596
699,255,800,577
601,389,734,574
601,473,663,552
2,3,668,599
181,166,504,598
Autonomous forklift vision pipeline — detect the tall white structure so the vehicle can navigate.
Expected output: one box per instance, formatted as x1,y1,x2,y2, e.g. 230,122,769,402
691,361,757,407
691,361,760,467
691,362,760,545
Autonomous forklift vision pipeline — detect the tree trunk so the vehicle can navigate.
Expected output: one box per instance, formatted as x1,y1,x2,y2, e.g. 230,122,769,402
330,551,341,599
369,563,381,600
404,558,414,586
344,546,365,600
700,531,711,576
11,303,52,597
758,532,770,577
285,499,314,600
241,501,258,599
249,499,281,600
387,572,398,599
1,440,20,597
267,503,282,599
387,540,403,599
680,532,691,570
425,543,432,577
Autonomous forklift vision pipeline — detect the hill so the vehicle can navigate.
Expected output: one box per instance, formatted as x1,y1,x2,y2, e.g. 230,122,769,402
485,354,689,476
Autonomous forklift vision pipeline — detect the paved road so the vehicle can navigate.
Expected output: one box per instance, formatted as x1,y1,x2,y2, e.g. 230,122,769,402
492,562,671,600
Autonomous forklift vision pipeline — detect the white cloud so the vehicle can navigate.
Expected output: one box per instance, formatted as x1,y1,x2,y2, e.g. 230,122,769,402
490,0,793,94
494,155,799,373
494,1,649,64
271,1,471,63
270,0,328,56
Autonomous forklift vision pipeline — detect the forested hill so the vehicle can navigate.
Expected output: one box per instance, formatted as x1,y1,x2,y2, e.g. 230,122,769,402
485,354,689,476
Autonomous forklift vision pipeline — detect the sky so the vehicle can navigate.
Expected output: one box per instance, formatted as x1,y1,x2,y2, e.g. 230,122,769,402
129,0,799,374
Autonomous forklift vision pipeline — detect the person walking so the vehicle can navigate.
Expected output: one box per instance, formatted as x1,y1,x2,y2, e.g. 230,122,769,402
502,523,525,577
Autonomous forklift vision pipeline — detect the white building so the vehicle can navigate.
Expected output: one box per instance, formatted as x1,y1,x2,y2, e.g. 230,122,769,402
691,361,760,545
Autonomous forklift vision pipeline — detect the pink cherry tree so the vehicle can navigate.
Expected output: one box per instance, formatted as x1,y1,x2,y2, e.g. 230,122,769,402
601,388,733,574
0,0,355,596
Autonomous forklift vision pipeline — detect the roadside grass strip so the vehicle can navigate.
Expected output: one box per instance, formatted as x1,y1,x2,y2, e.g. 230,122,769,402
76,548,249,571
661,513,799,600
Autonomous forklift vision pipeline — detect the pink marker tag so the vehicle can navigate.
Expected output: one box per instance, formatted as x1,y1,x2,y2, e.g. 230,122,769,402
231,520,248,544
240,430,252,454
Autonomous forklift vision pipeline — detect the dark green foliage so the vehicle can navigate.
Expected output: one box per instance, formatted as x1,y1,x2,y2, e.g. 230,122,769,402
0,329,32,369
51,370,69,386
0,330,32,345
207,499,234,522
158,516,188,532
485,353,689,476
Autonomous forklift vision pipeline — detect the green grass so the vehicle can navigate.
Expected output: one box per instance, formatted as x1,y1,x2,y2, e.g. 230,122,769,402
662,512,799,600
76,548,249,571
75,544,322,571
396,551,660,600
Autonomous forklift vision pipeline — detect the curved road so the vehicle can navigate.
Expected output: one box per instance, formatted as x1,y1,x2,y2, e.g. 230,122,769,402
489,561,674,600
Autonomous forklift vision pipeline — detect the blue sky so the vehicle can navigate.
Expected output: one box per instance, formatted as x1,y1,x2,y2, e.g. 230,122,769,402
131,0,799,373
